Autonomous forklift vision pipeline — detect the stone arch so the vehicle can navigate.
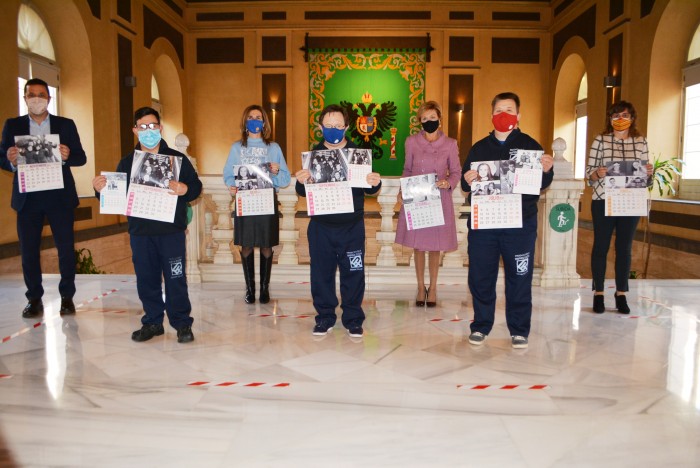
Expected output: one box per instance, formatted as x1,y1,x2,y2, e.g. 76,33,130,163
647,0,700,161
30,0,94,196
551,36,590,163
147,38,185,146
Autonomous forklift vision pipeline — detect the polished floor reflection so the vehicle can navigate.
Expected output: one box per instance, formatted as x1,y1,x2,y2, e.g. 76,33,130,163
0,274,699,467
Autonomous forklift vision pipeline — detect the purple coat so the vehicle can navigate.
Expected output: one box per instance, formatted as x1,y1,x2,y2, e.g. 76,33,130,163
395,131,460,251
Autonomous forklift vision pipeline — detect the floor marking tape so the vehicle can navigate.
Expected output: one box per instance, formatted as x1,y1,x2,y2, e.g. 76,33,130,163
618,315,641,319
457,384,550,390
0,374,12,379
1,288,120,345
76,288,120,309
188,381,290,387
253,314,312,319
286,281,310,284
639,296,673,310
429,318,471,322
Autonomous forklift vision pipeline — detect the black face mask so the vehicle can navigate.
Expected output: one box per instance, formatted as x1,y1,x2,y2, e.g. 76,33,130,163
421,120,440,134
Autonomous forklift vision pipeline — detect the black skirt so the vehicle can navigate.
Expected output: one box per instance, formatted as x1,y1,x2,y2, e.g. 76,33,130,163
232,194,280,248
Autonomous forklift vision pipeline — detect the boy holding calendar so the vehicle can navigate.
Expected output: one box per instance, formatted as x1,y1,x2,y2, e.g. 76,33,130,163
461,92,554,349
294,104,381,339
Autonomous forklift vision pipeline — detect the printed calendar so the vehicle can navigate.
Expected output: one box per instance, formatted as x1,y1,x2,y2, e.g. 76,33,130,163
603,160,650,216
470,194,522,230
305,182,354,216
343,148,373,188
125,150,181,223
236,189,275,216
401,174,444,230
14,134,63,193
99,171,127,214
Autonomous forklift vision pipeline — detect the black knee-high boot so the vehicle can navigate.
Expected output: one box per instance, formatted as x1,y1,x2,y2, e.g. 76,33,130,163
242,252,255,304
259,252,273,304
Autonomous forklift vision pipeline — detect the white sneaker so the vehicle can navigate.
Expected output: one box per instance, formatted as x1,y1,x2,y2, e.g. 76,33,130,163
468,331,487,345
511,335,528,349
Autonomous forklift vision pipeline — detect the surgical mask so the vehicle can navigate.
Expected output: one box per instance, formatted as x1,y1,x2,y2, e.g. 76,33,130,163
246,119,264,134
138,129,162,149
492,112,518,132
322,127,345,144
421,120,440,133
26,97,48,115
611,117,632,132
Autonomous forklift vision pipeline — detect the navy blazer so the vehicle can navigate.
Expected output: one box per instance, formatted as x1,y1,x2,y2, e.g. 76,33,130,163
0,114,87,212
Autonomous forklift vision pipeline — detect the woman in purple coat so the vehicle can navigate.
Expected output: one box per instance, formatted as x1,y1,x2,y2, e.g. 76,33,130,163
395,101,461,307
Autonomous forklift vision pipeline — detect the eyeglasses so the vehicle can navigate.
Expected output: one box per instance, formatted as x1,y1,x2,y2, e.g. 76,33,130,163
135,123,160,130
611,113,631,119
322,124,346,130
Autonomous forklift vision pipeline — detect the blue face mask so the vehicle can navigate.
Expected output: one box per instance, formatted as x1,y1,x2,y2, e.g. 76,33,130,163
322,127,345,144
138,129,161,149
246,119,264,134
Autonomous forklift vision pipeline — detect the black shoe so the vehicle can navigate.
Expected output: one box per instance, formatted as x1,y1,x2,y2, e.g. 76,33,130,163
593,295,605,314
59,297,76,315
22,299,44,318
131,324,165,342
347,326,364,338
415,286,427,307
259,253,273,304
312,324,334,336
177,326,195,343
615,293,630,314
426,285,437,308
241,252,256,304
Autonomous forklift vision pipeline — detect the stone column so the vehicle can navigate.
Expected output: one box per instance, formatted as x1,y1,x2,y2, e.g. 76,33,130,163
375,177,400,266
174,133,202,282
277,185,299,265
201,175,235,265
443,189,467,267
538,138,583,288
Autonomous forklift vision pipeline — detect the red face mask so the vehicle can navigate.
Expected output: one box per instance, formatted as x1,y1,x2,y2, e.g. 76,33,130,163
492,112,518,132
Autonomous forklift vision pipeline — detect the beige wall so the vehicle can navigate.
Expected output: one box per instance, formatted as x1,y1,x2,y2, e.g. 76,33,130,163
0,0,697,261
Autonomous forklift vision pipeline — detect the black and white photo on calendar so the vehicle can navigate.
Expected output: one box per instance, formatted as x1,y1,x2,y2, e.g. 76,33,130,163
14,134,61,164
301,149,348,184
130,150,181,189
234,163,273,190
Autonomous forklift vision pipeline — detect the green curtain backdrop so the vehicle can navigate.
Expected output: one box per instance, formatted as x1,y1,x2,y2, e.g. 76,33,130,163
308,49,426,176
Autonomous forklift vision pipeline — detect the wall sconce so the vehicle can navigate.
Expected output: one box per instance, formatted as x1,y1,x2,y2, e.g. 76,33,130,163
456,103,465,113
124,76,137,88
603,76,620,88
270,102,277,112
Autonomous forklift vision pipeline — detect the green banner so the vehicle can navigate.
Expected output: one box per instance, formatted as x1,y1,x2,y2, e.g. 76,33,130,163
308,49,426,176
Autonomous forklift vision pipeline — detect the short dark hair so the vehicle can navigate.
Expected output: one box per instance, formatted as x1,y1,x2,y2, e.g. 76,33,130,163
134,107,160,125
24,78,50,97
491,92,520,112
319,104,349,126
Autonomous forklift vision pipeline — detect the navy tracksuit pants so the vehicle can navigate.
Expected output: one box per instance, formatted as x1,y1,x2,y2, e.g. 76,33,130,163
130,231,193,330
307,219,366,329
468,216,537,338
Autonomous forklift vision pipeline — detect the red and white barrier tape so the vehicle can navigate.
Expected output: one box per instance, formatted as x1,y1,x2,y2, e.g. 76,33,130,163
458,384,550,390
286,281,310,284
1,288,120,345
0,374,13,379
254,314,312,319
429,318,471,322
188,381,290,387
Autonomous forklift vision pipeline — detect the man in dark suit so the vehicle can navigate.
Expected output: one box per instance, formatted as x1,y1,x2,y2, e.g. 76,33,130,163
0,78,87,318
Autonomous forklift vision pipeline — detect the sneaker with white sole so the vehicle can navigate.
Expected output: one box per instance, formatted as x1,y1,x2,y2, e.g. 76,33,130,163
468,331,487,345
347,327,363,338
312,324,333,336
511,335,528,349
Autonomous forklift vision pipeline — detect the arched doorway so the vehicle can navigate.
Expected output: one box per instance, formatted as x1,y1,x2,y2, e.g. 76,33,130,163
553,53,587,177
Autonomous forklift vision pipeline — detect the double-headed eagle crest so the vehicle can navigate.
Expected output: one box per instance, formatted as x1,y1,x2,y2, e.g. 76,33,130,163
340,93,397,160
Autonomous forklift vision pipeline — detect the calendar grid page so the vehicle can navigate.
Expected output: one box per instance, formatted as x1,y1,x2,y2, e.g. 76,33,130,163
305,182,354,216
603,159,650,217
14,134,64,193
236,188,275,216
400,173,444,230
99,171,128,215
470,194,523,230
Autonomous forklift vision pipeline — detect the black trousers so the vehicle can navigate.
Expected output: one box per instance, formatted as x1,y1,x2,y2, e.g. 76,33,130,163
590,200,640,292
17,204,76,301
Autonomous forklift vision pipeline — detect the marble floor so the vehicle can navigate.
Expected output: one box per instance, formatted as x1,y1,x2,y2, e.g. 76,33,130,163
0,274,698,467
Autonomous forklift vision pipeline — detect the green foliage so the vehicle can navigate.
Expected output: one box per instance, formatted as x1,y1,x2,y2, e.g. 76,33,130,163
629,270,638,279
75,248,105,274
649,155,683,197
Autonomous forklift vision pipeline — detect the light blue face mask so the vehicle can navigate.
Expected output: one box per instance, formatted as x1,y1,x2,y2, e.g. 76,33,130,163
138,129,161,149
246,119,264,134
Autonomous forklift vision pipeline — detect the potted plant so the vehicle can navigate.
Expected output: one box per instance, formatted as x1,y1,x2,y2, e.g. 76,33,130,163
641,155,683,278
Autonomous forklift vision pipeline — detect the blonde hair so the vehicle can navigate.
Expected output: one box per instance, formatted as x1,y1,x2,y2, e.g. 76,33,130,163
417,101,442,120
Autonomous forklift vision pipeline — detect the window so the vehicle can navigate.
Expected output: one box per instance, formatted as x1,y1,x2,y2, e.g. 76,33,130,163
574,74,588,179
17,4,58,115
681,24,700,183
